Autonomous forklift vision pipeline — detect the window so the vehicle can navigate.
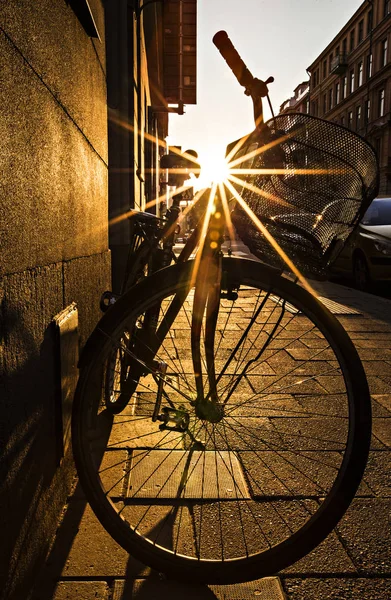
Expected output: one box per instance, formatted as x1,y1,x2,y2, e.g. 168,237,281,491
336,82,340,104
342,76,347,99
378,89,385,116
365,99,371,123
356,105,362,128
350,29,355,51
367,53,373,78
342,38,347,55
381,39,388,67
362,198,391,224
328,88,333,110
341,115,345,127
306,99,310,114
313,70,317,88
348,111,353,129
329,53,333,72
358,19,364,43
323,93,327,113
367,9,373,35
350,69,355,93
358,61,363,86
384,0,390,17
323,59,327,78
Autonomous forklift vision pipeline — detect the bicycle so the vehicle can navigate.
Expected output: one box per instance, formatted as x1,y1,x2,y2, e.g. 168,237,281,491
72,31,379,584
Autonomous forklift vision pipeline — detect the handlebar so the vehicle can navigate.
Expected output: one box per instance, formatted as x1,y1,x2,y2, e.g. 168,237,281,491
213,31,274,131
212,31,274,97
212,30,254,89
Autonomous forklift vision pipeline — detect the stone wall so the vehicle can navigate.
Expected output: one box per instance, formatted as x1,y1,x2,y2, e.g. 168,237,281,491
0,2,110,598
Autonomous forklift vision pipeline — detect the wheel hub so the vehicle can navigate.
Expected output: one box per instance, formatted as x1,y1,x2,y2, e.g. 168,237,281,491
195,398,224,423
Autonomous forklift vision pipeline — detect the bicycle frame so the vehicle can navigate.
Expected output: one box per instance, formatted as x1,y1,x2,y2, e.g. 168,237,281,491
109,28,276,413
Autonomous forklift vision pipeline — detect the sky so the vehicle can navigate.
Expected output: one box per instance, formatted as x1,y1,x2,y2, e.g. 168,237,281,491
167,0,364,182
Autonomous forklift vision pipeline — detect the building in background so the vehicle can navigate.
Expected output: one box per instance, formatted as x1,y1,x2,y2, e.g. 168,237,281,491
0,1,196,598
105,0,197,291
279,81,309,114
308,0,390,195
281,0,390,196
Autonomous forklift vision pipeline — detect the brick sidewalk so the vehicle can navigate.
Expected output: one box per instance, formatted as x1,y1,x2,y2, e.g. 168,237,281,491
33,280,391,600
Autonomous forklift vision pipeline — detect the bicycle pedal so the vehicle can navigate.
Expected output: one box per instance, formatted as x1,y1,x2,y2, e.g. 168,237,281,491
192,438,206,450
220,290,238,301
100,291,120,312
157,407,189,432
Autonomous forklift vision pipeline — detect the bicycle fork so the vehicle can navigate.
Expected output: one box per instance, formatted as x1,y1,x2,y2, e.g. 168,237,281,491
191,193,226,423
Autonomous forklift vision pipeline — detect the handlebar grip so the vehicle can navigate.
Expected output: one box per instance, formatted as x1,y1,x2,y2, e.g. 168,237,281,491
212,30,254,89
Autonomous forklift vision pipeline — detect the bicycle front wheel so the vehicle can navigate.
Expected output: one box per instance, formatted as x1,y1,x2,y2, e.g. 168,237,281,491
72,258,371,584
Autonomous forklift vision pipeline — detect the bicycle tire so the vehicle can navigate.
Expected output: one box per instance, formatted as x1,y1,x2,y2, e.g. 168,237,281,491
105,242,154,413
72,257,371,584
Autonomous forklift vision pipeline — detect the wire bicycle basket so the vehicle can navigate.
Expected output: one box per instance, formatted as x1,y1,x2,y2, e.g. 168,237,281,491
231,113,379,279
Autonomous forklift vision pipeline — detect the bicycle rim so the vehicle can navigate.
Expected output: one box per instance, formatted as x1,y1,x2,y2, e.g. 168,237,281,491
72,258,371,583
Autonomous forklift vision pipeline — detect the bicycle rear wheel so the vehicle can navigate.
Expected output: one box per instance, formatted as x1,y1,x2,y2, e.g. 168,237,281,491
72,258,371,584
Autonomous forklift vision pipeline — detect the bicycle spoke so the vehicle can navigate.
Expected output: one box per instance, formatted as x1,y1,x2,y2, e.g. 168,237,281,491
74,260,370,578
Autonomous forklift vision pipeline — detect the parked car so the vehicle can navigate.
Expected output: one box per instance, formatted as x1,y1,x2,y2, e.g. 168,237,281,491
331,197,391,290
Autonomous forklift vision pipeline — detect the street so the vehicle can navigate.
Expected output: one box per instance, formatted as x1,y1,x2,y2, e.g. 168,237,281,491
33,249,391,600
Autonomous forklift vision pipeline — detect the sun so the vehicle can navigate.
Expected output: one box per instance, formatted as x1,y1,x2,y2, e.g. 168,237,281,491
194,150,230,189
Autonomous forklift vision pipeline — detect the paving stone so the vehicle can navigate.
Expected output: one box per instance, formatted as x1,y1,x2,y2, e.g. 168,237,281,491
270,416,351,451
336,498,391,575
354,339,391,348
112,576,286,599
287,360,335,376
61,501,149,578
313,375,348,393
371,396,391,417
53,581,109,600
373,394,391,413
281,577,391,599
348,332,391,340
363,451,391,497
336,320,387,333
358,348,391,361
372,418,391,447
378,374,391,387
285,348,336,361
362,361,391,376
367,376,391,395
369,427,388,450
282,530,355,575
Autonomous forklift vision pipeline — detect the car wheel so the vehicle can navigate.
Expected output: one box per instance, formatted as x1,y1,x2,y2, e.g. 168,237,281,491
353,254,371,291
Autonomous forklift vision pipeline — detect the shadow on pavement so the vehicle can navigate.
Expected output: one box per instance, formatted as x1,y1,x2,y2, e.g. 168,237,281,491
31,481,87,600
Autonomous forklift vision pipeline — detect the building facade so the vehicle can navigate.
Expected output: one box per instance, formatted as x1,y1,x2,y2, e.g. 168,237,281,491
280,0,390,196
0,1,196,598
307,0,391,195
280,81,310,114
